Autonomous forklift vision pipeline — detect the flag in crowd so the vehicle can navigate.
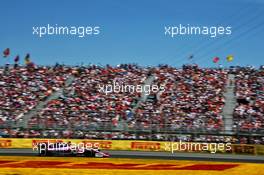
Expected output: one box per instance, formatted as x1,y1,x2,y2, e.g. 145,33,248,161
3,48,10,57
226,55,234,62
2,47,235,66
213,57,220,63
14,55,20,62
188,54,194,60
2,48,35,67
24,53,31,65
212,55,234,64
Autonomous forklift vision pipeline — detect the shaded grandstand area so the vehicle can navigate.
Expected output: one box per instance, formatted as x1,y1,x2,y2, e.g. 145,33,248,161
0,64,263,144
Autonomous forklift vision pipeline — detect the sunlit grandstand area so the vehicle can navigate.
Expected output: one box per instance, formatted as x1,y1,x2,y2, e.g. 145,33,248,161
0,63,263,146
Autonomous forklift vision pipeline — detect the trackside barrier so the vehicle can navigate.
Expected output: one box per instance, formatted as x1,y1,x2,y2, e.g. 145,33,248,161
0,138,263,155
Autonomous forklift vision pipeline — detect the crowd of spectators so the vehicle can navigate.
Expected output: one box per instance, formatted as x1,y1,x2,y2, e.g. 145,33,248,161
28,64,148,130
130,65,227,132
0,66,70,128
0,64,263,144
233,66,264,132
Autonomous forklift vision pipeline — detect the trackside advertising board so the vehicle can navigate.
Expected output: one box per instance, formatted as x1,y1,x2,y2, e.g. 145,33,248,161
0,138,261,155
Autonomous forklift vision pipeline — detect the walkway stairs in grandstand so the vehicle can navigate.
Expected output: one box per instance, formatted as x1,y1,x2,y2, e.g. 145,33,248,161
120,75,156,130
222,74,236,134
19,75,76,128
131,75,156,112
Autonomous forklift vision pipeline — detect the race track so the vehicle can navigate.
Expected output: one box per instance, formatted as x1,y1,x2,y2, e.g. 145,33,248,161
0,149,263,175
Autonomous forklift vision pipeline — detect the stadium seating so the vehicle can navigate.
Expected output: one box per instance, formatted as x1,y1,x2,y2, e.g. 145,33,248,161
0,66,70,128
233,67,264,133
0,64,263,144
131,65,227,132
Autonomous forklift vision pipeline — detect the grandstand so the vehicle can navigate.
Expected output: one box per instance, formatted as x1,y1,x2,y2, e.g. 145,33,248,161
0,64,263,144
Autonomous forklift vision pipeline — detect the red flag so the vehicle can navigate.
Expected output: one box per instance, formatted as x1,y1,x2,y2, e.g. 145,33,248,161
213,57,220,63
3,48,10,57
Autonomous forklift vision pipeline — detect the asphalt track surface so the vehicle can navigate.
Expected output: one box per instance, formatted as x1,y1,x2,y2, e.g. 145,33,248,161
0,149,263,163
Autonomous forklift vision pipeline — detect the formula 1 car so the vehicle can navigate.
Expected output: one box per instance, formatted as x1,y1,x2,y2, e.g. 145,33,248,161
37,142,109,157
